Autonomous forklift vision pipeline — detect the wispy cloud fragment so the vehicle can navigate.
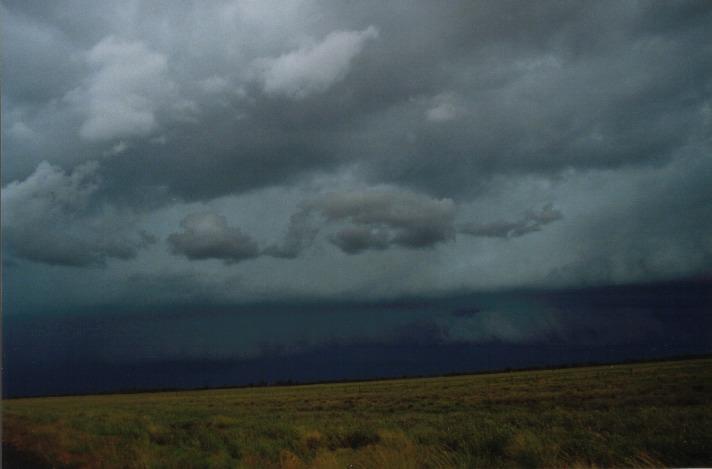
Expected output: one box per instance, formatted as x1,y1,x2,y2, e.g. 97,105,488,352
460,203,563,239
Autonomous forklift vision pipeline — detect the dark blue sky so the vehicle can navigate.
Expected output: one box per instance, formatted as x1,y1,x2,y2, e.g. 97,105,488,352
2,1,712,396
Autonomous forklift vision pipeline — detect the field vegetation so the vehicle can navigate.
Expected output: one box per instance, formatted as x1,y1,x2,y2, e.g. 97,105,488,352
3,358,711,468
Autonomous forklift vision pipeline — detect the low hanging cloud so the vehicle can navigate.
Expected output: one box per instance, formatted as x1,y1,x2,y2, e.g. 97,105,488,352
460,203,563,239
168,212,260,263
304,189,457,253
4,230,156,267
4,230,97,267
181,189,457,262
1,1,710,317
2,161,562,267
171,190,564,264
254,26,379,99
266,189,455,255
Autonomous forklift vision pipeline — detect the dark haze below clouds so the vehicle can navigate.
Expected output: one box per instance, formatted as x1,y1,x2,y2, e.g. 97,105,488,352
4,279,710,397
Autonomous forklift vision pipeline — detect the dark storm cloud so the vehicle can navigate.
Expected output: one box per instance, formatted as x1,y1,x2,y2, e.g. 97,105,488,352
0,2,83,106
545,152,712,287
3,1,712,399
3,230,154,268
329,225,392,255
168,212,260,263
4,1,710,201
1,0,711,298
3,231,99,267
340,1,712,195
1,161,155,267
460,204,563,239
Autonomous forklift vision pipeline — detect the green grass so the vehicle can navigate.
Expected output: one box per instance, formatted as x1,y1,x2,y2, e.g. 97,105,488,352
4,358,711,468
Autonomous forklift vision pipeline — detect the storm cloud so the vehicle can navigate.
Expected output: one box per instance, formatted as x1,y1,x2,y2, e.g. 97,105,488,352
2,161,154,266
2,0,711,308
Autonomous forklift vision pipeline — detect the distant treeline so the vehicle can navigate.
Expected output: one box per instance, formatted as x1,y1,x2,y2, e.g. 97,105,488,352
5,352,710,399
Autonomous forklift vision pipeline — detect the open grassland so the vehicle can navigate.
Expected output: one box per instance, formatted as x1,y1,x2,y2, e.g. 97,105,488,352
3,358,711,468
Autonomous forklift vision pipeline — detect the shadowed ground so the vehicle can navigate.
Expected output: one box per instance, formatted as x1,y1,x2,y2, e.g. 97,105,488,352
2,442,54,469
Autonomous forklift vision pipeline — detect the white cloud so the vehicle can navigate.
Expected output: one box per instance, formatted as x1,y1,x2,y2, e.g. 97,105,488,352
255,26,379,99
74,36,174,141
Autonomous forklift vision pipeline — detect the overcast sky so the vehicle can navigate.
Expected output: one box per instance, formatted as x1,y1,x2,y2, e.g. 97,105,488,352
2,0,711,314
3,1,712,395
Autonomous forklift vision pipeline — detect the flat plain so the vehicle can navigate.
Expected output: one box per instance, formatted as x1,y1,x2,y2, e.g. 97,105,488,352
3,358,711,468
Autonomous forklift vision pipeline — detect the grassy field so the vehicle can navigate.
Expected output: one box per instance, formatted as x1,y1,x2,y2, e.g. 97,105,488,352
3,358,711,468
